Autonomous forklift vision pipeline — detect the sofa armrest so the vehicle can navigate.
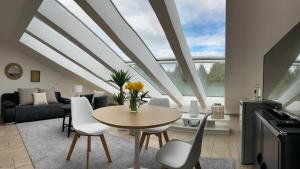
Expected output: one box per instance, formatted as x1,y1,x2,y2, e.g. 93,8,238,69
59,97,70,104
1,107,16,123
3,100,16,109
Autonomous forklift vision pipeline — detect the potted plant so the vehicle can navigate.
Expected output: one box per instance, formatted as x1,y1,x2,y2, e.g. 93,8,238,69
125,81,149,112
110,70,132,105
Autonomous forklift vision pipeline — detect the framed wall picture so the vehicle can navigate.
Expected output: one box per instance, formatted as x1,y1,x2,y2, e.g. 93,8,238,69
5,63,23,80
31,70,40,82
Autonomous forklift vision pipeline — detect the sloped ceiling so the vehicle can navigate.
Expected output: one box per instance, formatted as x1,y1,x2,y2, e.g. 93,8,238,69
0,0,42,43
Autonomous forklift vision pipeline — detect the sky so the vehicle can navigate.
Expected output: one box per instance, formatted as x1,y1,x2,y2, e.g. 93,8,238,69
175,0,226,58
112,0,226,60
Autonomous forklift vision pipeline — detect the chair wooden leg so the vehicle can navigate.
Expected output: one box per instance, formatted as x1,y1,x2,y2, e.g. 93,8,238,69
100,135,112,162
87,136,91,169
66,133,79,160
195,161,201,169
139,132,147,152
157,133,163,148
163,131,169,143
145,134,150,150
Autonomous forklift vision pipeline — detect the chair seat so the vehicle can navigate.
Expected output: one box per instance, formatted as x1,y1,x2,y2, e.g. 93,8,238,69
156,140,191,168
74,123,109,135
143,125,170,133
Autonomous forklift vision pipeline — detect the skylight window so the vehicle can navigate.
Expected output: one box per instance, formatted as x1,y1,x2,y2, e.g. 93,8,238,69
175,0,226,59
161,63,194,96
112,0,176,61
55,0,131,62
195,62,225,96
129,64,166,94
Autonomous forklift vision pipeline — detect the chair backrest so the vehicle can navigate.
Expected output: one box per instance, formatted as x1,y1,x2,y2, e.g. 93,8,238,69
183,113,212,169
148,98,170,107
71,97,96,129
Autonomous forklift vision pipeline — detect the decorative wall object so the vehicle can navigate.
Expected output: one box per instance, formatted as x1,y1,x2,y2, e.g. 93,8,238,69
5,63,23,80
31,70,40,82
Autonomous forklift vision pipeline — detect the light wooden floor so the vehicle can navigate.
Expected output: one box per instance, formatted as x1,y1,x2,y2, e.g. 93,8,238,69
0,115,253,169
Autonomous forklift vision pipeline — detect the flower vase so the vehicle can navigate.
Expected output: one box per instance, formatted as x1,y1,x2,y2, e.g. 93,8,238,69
129,97,138,112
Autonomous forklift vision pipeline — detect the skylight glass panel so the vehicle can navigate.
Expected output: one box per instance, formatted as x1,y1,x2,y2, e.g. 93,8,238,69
269,65,300,100
56,0,131,62
130,64,166,94
19,33,118,93
161,63,194,96
112,0,176,60
195,62,225,97
175,0,226,59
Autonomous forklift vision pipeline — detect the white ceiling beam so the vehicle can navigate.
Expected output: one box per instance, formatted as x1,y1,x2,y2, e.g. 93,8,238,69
75,0,184,106
20,33,118,94
27,17,113,82
37,0,162,98
149,0,207,108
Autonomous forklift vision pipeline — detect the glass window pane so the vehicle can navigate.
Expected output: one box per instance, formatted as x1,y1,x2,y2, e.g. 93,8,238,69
161,63,194,96
269,65,300,99
130,64,166,95
112,0,176,60
175,0,226,59
195,62,225,97
56,0,131,62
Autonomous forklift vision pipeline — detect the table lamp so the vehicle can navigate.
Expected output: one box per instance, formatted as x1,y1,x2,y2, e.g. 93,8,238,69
73,85,83,97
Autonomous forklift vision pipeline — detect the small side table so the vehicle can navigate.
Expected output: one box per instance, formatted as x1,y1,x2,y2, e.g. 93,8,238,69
61,104,72,137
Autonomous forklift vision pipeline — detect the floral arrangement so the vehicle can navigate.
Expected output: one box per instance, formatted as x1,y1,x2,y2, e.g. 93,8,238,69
125,81,148,112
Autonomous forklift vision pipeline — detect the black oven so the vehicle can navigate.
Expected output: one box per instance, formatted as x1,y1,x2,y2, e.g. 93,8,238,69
255,110,300,169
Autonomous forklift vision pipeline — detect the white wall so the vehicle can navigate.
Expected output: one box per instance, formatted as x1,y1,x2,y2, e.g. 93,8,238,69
0,42,101,106
225,0,300,114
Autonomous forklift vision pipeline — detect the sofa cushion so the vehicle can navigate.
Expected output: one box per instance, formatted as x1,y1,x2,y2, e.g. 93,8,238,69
40,88,58,103
33,93,48,106
18,88,39,105
15,104,64,123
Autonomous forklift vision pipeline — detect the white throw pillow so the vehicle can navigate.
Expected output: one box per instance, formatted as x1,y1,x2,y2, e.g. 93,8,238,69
33,92,48,106
92,90,106,104
39,88,58,103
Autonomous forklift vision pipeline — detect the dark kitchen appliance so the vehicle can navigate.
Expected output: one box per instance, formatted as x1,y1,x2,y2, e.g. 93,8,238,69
255,109,300,169
240,100,282,164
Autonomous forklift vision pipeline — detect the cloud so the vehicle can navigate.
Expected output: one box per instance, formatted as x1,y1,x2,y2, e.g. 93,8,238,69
175,0,226,25
112,0,225,59
112,0,175,60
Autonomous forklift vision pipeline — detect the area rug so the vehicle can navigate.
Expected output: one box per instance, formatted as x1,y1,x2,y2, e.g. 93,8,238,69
16,119,234,169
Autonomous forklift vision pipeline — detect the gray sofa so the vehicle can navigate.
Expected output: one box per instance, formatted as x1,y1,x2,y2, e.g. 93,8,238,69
1,92,70,123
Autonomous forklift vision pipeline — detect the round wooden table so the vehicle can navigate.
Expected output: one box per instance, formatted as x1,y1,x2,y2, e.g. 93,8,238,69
92,105,182,169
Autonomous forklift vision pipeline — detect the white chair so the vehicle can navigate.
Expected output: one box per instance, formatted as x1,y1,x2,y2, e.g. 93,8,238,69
139,98,171,151
66,97,112,169
156,113,212,169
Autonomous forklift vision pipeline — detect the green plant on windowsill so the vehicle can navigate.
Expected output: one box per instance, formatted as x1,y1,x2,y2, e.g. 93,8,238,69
109,70,132,105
